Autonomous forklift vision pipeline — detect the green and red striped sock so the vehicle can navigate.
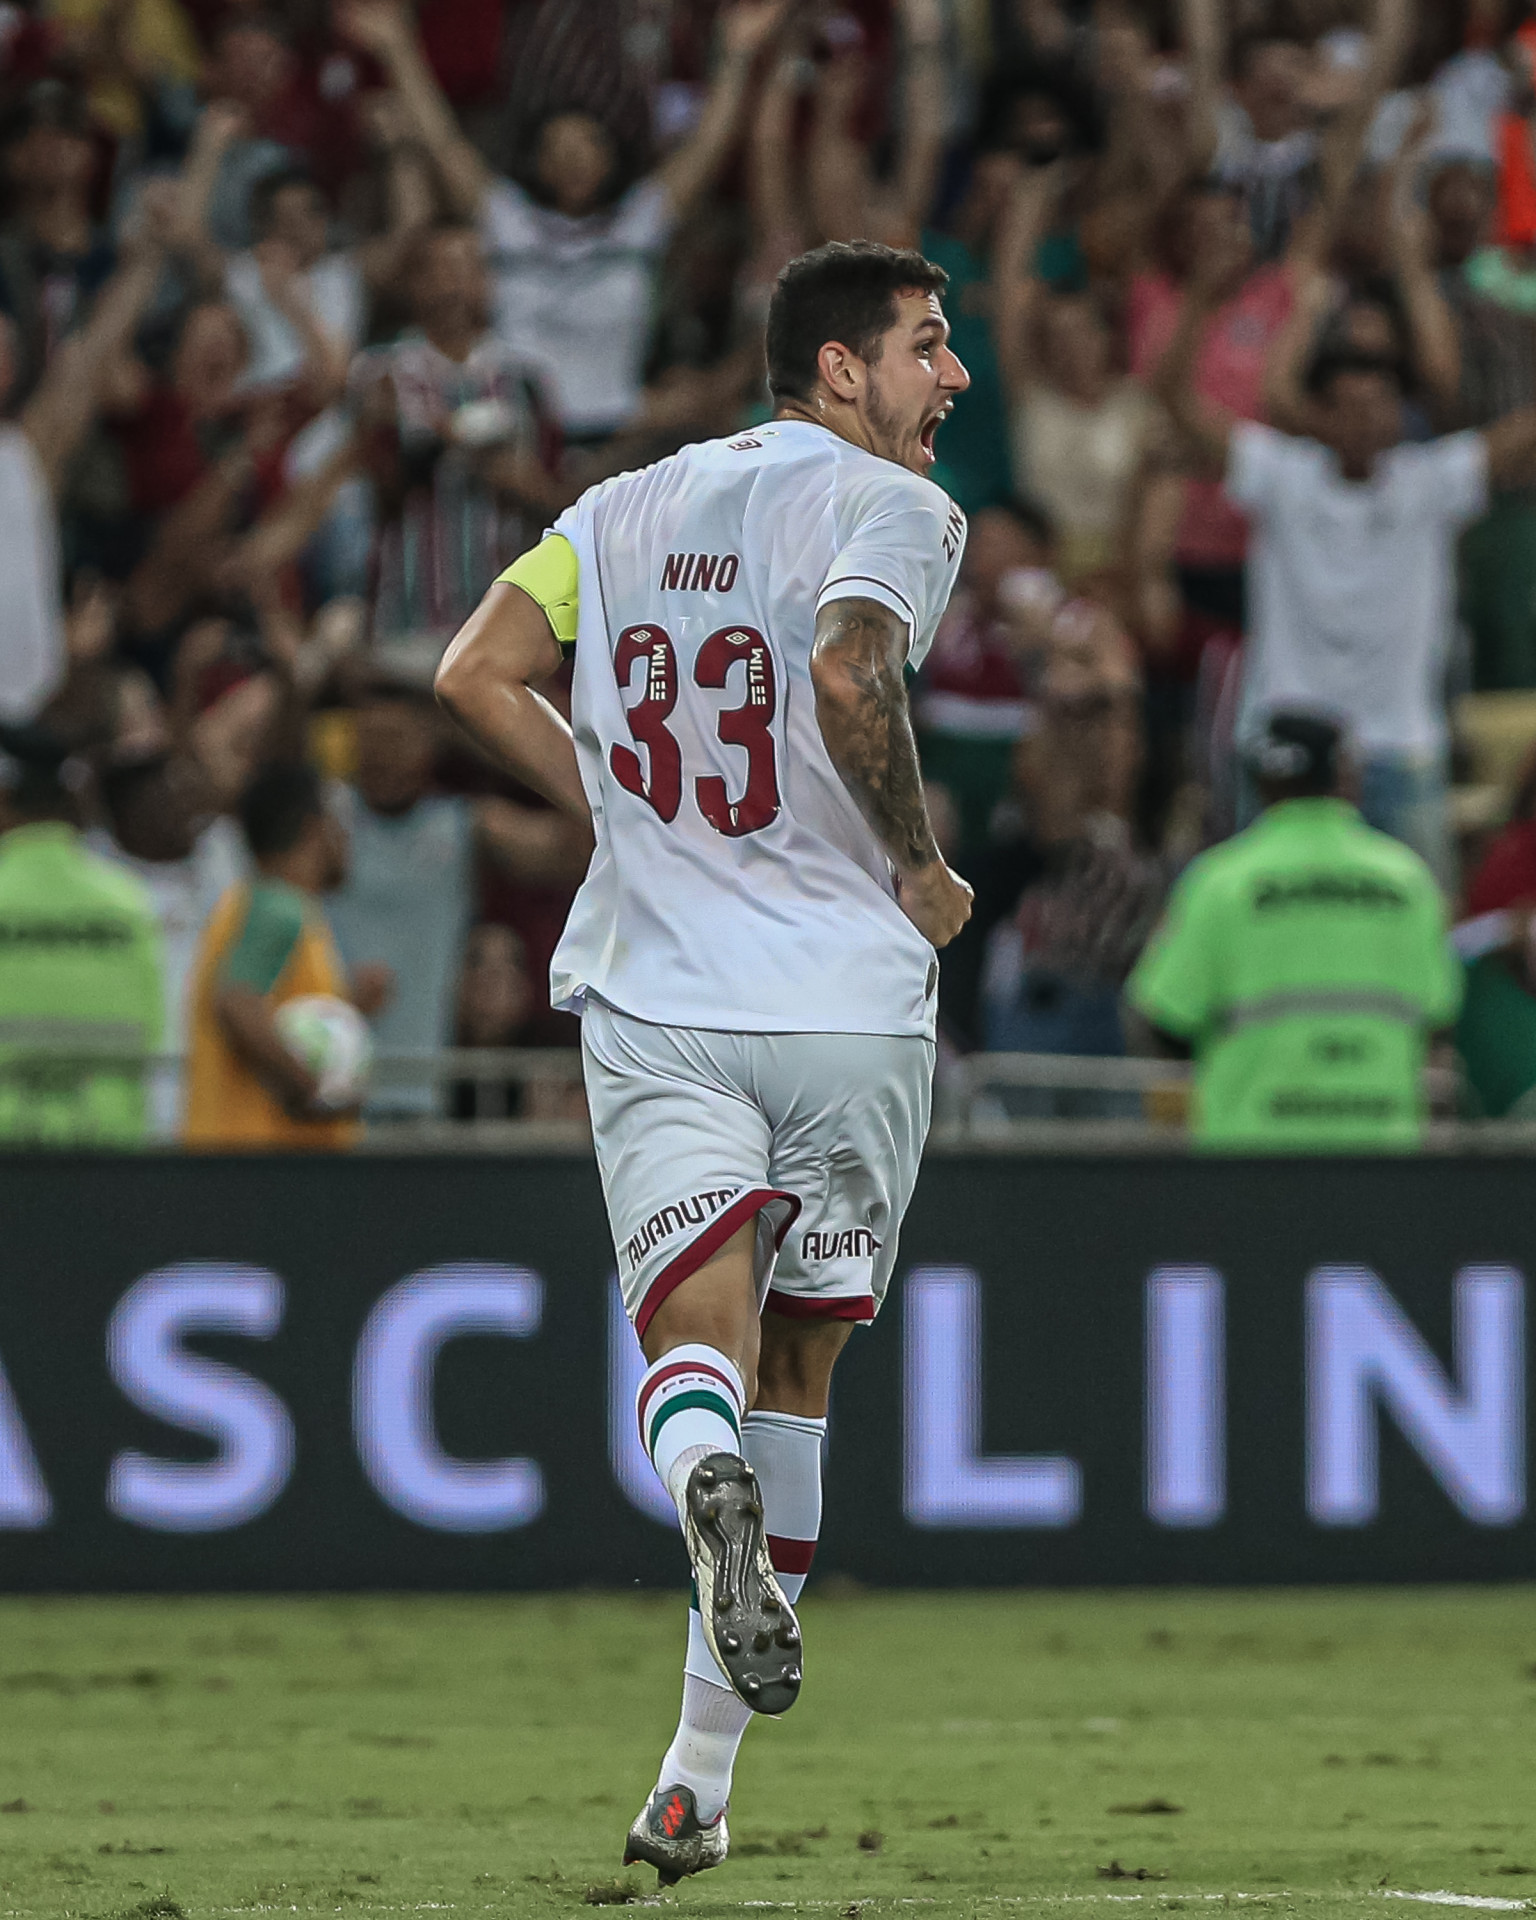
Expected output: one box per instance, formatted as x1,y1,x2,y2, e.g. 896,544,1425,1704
637,1344,746,1517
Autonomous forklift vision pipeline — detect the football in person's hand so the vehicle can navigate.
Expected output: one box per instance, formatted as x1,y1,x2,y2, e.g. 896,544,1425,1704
275,994,373,1109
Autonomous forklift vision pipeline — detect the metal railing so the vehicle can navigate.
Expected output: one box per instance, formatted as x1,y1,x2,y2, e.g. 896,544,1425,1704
0,1043,1527,1152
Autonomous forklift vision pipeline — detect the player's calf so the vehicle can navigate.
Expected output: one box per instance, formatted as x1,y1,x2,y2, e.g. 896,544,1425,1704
636,1346,802,1715
638,1342,749,1521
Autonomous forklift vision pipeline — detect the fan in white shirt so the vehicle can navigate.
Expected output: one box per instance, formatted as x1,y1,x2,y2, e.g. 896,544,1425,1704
0,193,177,731
341,0,792,438
1154,219,1536,885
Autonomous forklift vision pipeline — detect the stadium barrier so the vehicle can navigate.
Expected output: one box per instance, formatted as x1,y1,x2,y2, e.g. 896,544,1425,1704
1,1151,1533,1590
0,1044,1494,1150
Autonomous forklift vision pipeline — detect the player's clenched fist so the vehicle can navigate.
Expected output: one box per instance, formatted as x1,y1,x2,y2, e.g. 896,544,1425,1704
897,861,974,949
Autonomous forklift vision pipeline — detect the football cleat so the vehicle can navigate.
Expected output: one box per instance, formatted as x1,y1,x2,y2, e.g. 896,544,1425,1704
622,1782,729,1885
683,1451,802,1716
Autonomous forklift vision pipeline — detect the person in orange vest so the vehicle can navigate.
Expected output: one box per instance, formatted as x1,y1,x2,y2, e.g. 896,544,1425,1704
183,760,387,1149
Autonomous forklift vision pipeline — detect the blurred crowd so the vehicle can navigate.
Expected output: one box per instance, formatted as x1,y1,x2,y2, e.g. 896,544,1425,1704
12,0,1536,1139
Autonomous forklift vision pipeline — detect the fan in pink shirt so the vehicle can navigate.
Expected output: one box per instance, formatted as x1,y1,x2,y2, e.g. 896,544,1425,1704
1128,180,1295,575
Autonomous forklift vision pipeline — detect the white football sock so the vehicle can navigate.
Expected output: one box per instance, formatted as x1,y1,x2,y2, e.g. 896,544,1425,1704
658,1609,755,1822
744,1408,826,1604
636,1344,746,1521
653,1408,828,1820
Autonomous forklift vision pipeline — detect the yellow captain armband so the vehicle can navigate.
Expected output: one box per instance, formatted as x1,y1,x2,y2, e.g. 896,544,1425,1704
496,534,579,650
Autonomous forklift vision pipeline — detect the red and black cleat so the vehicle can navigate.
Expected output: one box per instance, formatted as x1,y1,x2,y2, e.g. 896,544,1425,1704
623,1782,730,1885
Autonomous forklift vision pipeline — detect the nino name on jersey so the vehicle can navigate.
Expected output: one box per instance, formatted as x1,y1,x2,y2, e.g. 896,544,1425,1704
549,418,967,1038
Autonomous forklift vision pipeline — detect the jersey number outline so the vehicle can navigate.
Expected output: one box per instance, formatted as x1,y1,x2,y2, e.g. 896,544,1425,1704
609,625,682,822
610,622,781,837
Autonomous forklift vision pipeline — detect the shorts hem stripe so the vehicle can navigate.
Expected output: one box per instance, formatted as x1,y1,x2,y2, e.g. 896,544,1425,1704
763,1289,876,1323
634,1187,802,1339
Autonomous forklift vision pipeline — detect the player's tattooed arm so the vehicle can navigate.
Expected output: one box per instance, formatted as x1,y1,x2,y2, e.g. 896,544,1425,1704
810,598,937,870
810,597,973,948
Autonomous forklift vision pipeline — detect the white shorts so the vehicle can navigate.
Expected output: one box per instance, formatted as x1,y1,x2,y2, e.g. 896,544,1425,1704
581,998,933,1338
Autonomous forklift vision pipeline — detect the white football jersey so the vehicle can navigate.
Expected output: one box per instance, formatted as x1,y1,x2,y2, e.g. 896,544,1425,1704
548,419,967,1038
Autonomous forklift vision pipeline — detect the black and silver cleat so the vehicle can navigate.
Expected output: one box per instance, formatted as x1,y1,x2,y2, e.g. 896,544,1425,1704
683,1451,803,1716
622,1781,729,1885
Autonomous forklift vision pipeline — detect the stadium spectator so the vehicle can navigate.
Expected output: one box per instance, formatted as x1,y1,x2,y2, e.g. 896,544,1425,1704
449,919,533,1119
345,222,565,671
913,500,1042,861
183,759,374,1149
0,728,164,1146
1450,746,1536,1116
994,159,1162,588
977,591,1160,1083
1428,152,1536,690
92,750,246,1137
19,0,1536,1146
195,15,364,249
1127,176,1295,651
1153,214,1536,886
914,138,1020,518
0,78,111,402
341,0,790,441
2,185,172,725
325,684,589,1117
179,95,434,392
1127,709,1460,1150
1124,0,1404,699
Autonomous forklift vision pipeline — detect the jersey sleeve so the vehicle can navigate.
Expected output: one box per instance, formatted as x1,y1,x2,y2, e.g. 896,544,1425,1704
496,532,579,650
221,885,306,996
816,474,967,662
1126,860,1222,1040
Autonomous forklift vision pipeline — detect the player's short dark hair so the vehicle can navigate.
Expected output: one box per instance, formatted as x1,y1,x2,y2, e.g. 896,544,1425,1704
765,242,949,404
239,760,325,859
251,166,324,235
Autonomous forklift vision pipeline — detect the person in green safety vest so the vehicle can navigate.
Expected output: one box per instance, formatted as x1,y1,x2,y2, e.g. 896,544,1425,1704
0,729,164,1146
1125,710,1460,1151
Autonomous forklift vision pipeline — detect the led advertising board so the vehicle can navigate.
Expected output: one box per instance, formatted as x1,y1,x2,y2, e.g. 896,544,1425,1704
0,1155,1529,1588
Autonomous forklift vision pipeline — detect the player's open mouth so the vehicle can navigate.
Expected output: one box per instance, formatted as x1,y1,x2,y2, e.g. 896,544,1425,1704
918,405,951,464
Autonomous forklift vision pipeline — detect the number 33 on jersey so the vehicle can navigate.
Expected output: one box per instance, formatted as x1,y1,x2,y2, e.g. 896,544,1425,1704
505,420,967,1041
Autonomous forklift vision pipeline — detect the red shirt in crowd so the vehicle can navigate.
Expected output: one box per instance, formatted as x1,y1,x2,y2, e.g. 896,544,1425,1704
114,386,307,516
1467,819,1536,915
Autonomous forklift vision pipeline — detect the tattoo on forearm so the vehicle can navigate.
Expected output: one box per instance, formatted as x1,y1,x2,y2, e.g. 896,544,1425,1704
811,598,938,873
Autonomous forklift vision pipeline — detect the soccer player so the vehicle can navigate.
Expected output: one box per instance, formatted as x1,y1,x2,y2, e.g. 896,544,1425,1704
436,240,972,1882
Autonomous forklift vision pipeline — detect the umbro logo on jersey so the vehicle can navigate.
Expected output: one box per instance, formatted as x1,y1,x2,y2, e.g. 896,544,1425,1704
801,1228,881,1262
659,551,741,592
624,1187,743,1269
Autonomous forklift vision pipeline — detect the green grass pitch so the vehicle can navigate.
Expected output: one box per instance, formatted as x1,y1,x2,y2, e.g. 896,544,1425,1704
0,1589,1533,1919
